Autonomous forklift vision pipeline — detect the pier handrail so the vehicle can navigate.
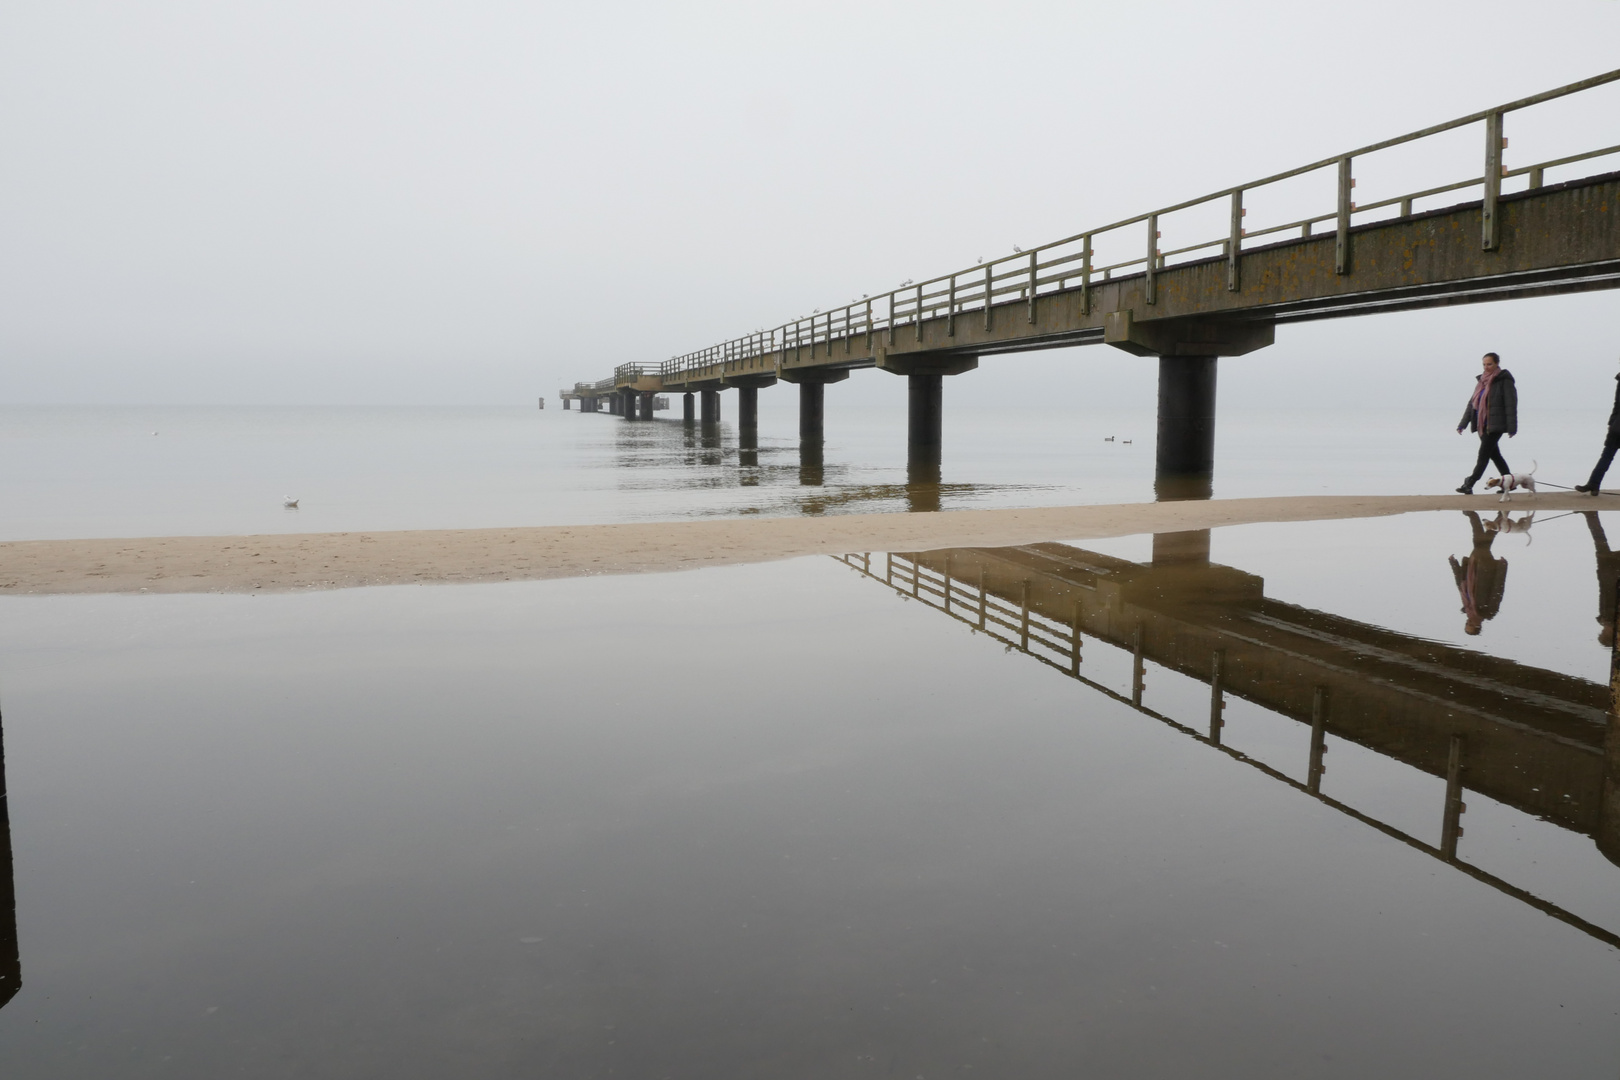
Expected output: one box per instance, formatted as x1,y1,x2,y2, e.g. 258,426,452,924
633,68,1620,385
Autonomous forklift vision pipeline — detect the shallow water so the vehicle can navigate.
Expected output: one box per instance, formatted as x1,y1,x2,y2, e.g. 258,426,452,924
0,402,1599,539
2,510,1619,1076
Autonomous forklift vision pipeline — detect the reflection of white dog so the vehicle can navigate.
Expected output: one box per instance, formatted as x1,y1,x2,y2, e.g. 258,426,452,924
1487,511,1534,544
1484,460,1537,501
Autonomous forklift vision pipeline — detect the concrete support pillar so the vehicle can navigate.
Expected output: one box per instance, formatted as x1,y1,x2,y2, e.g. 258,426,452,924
639,391,655,421
700,389,720,426
563,398,571,410
683,393,695,422
738,386,758,436
908,373,943,462
1156,355,1217,479
799,382,825,446
1151,356,1216,565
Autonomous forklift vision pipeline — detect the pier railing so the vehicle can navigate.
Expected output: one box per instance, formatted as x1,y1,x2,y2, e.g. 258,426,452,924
613,362,662,384
655,68,1620,383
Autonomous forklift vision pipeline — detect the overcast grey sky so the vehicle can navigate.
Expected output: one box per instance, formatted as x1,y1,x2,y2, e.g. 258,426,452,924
2,0,1618,409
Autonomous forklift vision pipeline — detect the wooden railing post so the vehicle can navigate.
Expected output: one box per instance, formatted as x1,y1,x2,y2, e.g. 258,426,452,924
1483,110,1504,251
1227,190,1243,292
1335,156,1353,274
1145,215,1159,304
1080,234,1092,315
1027,251,1038,324
983,264,993,332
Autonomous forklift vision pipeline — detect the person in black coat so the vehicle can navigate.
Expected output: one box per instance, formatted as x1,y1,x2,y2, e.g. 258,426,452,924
1455,352,1516,495
1574,359,1620,495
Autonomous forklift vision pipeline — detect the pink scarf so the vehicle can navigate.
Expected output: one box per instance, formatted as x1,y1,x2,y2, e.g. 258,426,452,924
1469,369,1499,432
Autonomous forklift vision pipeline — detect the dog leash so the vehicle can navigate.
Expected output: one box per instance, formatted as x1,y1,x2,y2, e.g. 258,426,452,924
1533,480,1617,494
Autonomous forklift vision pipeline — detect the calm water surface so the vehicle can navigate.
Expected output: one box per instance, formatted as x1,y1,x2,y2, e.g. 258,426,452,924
0,402,1600,539
2,510,1619,1076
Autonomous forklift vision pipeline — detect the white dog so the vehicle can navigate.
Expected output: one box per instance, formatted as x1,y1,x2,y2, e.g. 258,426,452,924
1484,461,1537,502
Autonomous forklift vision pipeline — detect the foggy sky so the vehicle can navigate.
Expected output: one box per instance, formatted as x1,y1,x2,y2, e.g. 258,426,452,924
2,0,1618,411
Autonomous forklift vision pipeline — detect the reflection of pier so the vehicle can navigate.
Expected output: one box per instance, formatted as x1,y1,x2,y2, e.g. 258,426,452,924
0,711,17,1009
839,542,1620,948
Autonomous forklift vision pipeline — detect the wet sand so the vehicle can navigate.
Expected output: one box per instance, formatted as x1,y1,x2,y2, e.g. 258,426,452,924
0,492,1601,595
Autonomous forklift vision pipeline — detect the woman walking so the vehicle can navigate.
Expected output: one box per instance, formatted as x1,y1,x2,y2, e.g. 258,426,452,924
1456,352,1516,494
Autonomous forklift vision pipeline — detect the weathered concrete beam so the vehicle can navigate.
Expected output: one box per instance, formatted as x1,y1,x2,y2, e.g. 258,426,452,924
1104,311,1273,358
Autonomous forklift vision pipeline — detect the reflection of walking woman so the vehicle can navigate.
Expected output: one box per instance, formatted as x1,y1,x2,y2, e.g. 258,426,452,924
1449,510,1507,636
1455,352,1517,494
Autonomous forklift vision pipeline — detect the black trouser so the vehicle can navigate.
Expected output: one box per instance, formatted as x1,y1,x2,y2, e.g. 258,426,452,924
1464,431,1510,487
1587,431,1620,490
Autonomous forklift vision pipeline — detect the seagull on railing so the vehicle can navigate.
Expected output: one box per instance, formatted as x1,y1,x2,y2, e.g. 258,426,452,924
1013,245,1023,253
900,279,913,287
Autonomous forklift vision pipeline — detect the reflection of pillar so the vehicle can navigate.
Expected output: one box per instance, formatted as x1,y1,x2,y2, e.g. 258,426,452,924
638,391,655,421
0,710,18,1010
799,382,824,446
700,390,720,426
1151,475,1214,567
1157,355,1217,479
683,393,695,422
799,442,824,487
738,386,758,437
906,457,941,513
908,373,943,463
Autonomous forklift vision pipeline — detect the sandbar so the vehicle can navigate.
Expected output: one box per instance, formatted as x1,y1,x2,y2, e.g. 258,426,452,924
0,492,1600,596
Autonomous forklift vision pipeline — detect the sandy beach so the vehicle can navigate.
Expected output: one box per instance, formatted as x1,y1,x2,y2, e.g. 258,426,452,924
0,492,1597,596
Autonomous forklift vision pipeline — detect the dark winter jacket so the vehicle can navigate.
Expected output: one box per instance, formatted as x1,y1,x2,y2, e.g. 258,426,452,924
1606,373,1620,436
1458,369,1518,436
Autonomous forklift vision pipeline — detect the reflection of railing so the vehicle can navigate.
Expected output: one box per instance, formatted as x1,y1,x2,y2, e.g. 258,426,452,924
645,69,1620,384
837,550,1620,951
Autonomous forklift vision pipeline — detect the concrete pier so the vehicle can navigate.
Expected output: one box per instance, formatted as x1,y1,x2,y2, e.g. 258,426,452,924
908,374,943,463
738,386,758,436
799,383,824,445
683,392,694,422
1156,356,1218,479
700,389,720,425
638,390,655,421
